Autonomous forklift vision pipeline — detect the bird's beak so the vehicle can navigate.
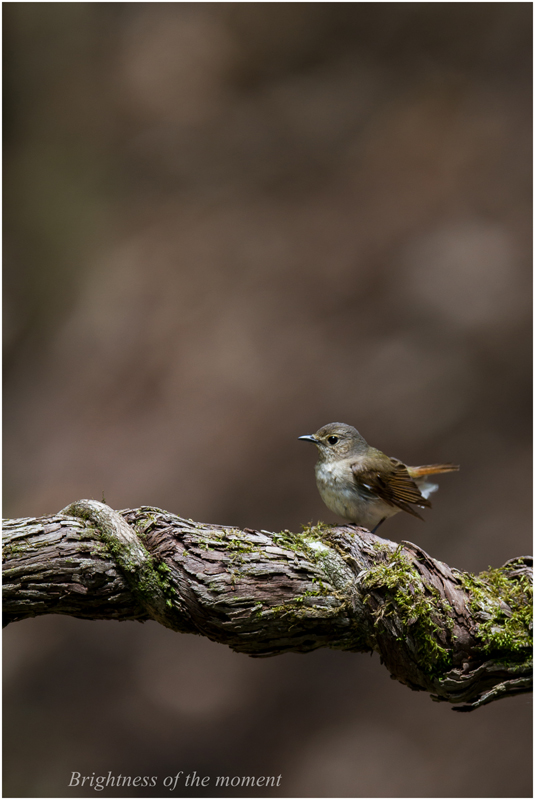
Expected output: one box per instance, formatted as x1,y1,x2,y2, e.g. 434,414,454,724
298,434,317,443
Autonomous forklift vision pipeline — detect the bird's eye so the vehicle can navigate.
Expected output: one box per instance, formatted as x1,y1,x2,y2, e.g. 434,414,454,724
327,435,339,445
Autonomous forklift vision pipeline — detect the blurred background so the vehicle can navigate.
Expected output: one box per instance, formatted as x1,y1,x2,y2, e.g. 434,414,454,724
3,3,532,797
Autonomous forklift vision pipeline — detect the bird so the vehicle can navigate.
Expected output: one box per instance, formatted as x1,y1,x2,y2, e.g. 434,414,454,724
298,422,459,533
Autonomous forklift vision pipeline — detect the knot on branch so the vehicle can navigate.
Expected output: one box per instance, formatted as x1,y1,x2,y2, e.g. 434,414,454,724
61,500,179,631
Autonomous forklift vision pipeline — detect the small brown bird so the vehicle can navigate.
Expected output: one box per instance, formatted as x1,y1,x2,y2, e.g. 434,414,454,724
299,422,459,533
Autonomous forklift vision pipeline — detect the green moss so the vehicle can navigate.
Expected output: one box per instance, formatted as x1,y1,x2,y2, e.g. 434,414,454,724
261,524,350,619
100,527,177,612
459,566,532,655
195,529,256,556
195,532,260,581
271,529,308,552
310,575,331,596
152,561,176,608
362,545,453,674
89,541,108,558
3,540,25,559
266,590,325,620
225,532,257,557
198,538,215,552
263,580,336,621
77,525,100,540
300,521,332,539
270,523,333,561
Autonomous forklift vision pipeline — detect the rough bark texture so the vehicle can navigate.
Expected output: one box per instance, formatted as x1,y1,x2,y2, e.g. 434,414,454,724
3,500,532,711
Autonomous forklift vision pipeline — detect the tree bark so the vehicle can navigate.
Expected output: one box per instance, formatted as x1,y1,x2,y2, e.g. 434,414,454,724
3,500,532,712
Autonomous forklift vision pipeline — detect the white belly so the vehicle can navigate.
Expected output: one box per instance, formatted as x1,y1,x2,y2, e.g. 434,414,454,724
314,461,400,529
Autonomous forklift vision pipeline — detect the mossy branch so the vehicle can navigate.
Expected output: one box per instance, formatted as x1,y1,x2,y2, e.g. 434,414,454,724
2,500,532,711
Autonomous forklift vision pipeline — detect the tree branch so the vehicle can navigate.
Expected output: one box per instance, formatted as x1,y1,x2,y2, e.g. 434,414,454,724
3,500,532,711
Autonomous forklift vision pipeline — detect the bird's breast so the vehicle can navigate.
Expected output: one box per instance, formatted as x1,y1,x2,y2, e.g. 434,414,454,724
315,461,363,517
314,460,398,527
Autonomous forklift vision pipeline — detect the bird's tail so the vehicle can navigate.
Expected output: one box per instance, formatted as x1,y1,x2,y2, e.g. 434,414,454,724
408,463,460,477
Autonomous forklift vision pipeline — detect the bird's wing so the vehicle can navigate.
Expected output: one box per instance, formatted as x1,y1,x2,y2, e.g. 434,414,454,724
351,457,431,520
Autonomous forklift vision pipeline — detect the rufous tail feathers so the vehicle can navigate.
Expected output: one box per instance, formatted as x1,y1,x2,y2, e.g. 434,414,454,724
408,463,460,477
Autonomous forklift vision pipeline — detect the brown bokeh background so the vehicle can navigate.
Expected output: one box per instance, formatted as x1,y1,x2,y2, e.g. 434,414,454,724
3,3,532,797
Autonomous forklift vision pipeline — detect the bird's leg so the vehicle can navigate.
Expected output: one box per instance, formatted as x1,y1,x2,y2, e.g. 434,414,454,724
370,518,386,534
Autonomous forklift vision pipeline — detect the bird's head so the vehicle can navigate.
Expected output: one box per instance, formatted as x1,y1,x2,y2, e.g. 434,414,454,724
298,422,369,462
